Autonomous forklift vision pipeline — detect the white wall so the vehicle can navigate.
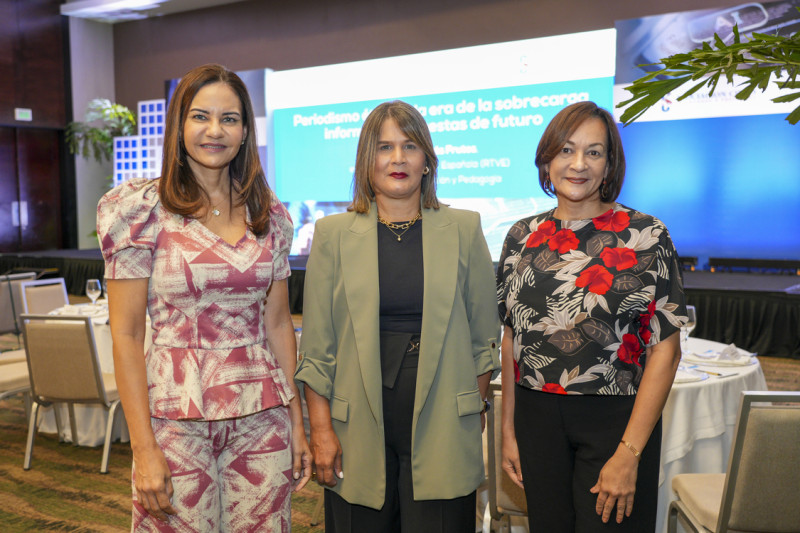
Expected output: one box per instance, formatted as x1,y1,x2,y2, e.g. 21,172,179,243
69,17,115,249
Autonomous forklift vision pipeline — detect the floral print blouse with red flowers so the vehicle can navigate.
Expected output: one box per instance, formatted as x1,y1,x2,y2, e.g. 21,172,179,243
497,204,687,395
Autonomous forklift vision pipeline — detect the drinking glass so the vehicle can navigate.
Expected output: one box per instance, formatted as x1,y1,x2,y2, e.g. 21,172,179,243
86,279,102,305
680,305,697,354
294,328,302,358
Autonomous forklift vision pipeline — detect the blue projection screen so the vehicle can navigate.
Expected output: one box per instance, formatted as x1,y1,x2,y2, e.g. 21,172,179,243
618,114,800,261
267,30,616,258
268,7,800,263
274,78,612,202
614,2,800,264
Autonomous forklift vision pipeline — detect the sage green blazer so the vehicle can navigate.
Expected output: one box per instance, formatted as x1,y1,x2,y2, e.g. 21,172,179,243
295,202,501,509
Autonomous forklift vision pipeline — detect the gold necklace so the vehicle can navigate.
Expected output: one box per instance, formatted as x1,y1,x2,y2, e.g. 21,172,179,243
210,198,226,216
377,211,421,242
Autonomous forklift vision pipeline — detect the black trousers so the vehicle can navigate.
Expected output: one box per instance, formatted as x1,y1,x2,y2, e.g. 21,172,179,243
324,333,476,533
514,385,661,533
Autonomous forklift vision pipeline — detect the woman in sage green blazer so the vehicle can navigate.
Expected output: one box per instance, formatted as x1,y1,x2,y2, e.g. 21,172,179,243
295,101,500,532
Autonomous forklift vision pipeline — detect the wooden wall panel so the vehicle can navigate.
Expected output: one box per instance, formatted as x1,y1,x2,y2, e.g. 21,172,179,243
15,128,62,251
0,2,18,125
112,0,735,110
0,127,20,250
14,0,66,128
0,0,66,128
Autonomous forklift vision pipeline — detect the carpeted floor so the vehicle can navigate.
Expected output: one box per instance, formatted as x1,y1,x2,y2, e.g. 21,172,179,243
754,355,800,391
0,329,324,532
1,331,797,532
0,394,324,532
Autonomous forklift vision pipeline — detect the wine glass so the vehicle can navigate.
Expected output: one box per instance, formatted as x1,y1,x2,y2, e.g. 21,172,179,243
294,328,302,359
86,279,101,306
680,305,697,354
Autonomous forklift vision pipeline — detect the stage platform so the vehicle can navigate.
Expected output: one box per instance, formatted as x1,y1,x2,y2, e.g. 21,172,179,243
682,271,800,359
1,249,106,296
2,250,797,358
683,271,800,293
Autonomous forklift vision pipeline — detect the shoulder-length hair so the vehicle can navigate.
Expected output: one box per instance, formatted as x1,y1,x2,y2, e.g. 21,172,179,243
349,100,440,213
159,63,272,236
534,101,626,203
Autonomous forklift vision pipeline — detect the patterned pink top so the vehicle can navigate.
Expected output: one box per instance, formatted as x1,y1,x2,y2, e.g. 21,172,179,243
97,178,295,420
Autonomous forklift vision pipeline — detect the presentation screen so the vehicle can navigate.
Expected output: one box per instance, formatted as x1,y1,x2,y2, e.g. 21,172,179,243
266,30,616,258
614,2,800,263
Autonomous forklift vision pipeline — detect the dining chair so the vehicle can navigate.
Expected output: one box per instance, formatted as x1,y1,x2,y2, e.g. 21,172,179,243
0,349,27,366
667,391,800,533
20,278,69,315
0,361,30,402
0,361,33,422
21,314,122,474
0,272,37,335
486,389,528,532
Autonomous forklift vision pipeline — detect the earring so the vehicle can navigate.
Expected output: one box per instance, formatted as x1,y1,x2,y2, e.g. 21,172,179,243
601,179,609,199
241,139,245,145
544,172,553,193
423,166,430,175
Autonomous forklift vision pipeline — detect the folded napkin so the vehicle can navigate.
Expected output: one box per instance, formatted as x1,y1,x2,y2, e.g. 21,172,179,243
682,344,753,366
51,304,109,318
674,367,707,383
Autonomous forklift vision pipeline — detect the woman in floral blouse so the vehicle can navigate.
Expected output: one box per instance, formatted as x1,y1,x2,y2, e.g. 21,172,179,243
496,101,686,531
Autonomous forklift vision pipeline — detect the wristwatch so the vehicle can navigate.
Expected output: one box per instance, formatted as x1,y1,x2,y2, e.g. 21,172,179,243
480,398,491,414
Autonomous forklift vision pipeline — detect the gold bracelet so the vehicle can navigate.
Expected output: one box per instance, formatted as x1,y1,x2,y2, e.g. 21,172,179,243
621,439,641,460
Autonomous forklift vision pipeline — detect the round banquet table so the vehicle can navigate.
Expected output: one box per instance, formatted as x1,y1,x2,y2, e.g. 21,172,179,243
37,303,153,446
656,337,767,533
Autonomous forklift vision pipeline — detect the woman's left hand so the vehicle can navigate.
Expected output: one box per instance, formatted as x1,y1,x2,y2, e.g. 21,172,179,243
291,426,313,492
589,445,639,523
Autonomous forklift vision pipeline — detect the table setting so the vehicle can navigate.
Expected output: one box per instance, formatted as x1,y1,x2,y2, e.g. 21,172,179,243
49,302,108,321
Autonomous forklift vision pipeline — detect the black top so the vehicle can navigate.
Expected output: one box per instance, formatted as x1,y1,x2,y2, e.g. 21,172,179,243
378,219,423,333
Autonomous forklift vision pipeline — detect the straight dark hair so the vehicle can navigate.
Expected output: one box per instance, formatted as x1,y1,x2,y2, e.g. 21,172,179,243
349,100,440,213
535,101,626,202
159,63,272,236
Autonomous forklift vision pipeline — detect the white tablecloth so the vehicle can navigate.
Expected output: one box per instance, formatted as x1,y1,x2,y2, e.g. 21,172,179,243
656,337,767,533
37,303,153,446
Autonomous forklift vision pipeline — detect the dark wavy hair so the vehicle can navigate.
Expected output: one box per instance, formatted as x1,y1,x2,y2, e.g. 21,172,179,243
159,63,272,236
535,101,626,203
349,100,440,213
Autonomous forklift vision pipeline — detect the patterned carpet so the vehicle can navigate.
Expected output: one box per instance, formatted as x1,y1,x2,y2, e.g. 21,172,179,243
0,331,323,532
1,332,797,531
755,356,800,392
0,394,324,532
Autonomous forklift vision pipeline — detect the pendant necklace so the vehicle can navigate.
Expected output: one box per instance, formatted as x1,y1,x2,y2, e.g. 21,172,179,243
378,211,421,242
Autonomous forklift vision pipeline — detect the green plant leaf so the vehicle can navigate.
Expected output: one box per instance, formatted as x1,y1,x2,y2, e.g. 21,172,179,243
785,104,800,124
617,25,800,125
772,90,800,103
65,99,137,163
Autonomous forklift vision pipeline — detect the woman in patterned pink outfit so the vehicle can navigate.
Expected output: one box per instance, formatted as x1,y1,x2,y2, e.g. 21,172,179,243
97,64,311,532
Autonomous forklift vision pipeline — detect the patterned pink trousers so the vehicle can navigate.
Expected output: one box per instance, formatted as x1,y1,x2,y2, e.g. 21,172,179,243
131,407,292,532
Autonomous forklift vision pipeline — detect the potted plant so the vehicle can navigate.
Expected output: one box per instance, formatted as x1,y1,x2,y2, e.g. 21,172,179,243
66,98,137,164
67,99,136,238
